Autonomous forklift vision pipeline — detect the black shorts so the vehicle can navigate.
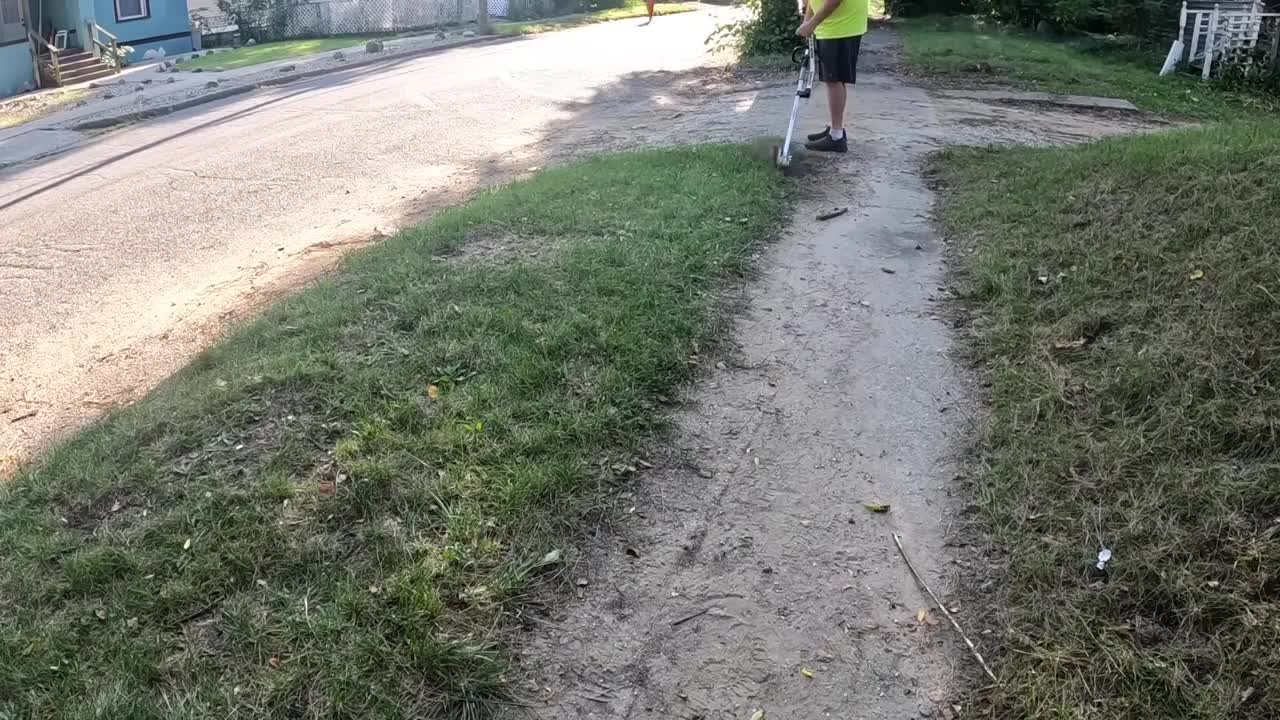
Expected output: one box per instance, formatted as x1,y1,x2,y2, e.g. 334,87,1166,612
815,34,863,84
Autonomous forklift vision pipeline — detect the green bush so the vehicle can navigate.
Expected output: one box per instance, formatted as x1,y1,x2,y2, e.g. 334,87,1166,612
709,0,803,56
889,0,1179,39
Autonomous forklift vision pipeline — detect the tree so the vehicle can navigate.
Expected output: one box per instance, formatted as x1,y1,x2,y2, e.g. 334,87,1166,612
709,0,804,56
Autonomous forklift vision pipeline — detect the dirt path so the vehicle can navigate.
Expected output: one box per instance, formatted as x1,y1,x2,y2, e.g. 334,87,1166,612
506,31,1157,720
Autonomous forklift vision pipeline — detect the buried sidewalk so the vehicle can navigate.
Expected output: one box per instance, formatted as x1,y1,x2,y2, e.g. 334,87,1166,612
508,33,1160,719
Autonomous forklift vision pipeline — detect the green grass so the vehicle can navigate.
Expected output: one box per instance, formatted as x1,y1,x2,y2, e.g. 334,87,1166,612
182,37,383,70
897,15,1280,121
935,122,1280,718
0,145,786,719
493,0,696,34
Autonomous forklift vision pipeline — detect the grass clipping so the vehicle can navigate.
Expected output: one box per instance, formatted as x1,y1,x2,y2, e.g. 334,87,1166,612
936,123,1280,717
0,146,785,719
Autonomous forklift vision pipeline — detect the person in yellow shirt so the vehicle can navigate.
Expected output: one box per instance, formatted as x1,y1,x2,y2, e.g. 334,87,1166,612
797,0,869,153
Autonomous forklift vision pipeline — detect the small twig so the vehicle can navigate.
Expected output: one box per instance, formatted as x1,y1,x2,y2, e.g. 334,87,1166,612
816,207,848,221
670,607,711,627
892,532,999,685
9,410,37,424
578,693,613,704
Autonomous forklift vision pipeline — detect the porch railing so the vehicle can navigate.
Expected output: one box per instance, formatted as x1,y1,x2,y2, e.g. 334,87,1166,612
85,20,122,73
27,28,62,88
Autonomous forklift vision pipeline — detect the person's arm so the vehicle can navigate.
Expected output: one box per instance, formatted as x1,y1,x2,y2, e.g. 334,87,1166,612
798,0,841,36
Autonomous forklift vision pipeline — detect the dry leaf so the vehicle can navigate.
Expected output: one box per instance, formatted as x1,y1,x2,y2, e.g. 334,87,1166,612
750,711,766,720
1189,269,1205,280
800,667,815,679
94,608,107,621
182,538,192,550
427,384,441,400
864,503,891,513
318,481,336,496
267,656,281,669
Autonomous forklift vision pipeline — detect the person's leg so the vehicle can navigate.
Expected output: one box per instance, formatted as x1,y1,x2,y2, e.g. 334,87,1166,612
646,0,655,21
826,81,847,138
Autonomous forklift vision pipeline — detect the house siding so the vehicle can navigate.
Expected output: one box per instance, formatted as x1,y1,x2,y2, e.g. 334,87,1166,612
37,0,86,47
0,41,34,96
90,0,191,60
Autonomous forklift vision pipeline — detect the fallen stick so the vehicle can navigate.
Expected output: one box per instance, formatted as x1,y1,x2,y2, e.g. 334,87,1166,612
892,532,999,685
670,607,711,627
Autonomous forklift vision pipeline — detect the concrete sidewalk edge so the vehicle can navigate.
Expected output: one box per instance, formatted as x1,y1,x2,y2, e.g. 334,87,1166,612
71,34,517,132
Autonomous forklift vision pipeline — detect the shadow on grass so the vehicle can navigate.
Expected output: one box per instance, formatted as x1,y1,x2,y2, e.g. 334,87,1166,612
0,54,790,719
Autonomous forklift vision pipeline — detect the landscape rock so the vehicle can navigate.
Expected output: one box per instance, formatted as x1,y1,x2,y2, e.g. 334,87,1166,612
102,92,114,99
135,84,145,92
192,67,204,73
174,56,183,63
166,77,176,83
142,78,152,84
246,38,257,45
1035,18,1055,35
205,81,219,89
434,31,446,40
333,50,345,60
279,64,297,72
462,29,477,37
365,39,384,53
206,50,215,56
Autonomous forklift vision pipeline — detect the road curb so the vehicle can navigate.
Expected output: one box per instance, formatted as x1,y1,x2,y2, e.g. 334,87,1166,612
72,34,515,131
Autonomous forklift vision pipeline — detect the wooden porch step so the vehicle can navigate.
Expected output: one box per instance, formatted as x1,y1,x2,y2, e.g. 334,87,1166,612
59,54,105,72
60,65,118,86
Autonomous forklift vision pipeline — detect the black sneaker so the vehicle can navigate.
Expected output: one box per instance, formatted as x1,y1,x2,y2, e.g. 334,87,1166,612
806,127,830,141
805,132,848,153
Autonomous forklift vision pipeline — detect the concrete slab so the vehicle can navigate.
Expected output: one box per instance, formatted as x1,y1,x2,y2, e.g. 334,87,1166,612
935,89,1141,113
0,127,86,167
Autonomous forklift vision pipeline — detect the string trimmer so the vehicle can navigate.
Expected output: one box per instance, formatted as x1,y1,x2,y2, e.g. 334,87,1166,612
775,37,817,173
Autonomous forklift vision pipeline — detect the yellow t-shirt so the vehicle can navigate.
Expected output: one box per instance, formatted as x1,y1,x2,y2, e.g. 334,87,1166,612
811,0,868,39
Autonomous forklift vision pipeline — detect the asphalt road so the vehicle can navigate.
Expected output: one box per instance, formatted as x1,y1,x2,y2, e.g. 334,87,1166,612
0,7,789,470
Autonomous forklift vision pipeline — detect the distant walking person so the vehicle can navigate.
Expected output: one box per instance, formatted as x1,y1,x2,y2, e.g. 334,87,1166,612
645,0,656,23
796,0,869,153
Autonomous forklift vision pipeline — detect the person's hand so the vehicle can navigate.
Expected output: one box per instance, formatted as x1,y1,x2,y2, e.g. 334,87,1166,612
797,19,818,38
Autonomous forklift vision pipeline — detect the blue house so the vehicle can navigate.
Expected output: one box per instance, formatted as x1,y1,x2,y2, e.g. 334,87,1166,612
1,0,193,97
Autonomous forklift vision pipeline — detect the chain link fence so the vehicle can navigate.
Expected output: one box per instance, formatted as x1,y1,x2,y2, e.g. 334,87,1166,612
216,0,479,42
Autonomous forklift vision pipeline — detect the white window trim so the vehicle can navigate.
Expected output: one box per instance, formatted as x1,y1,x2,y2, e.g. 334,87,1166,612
115,0,149,21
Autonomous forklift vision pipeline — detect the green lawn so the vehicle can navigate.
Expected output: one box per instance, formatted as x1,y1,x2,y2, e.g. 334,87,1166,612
0,146,786,719
896,15,1280,121
935,122,1280,718
494,1,697,34
182,37,382,71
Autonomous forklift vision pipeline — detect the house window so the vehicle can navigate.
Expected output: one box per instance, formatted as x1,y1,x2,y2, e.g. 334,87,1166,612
0,0,24,45
115,0,150,21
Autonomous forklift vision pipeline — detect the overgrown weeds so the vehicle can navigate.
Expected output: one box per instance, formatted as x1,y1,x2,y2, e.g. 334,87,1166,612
0,146,786,719
935,123,1280,718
